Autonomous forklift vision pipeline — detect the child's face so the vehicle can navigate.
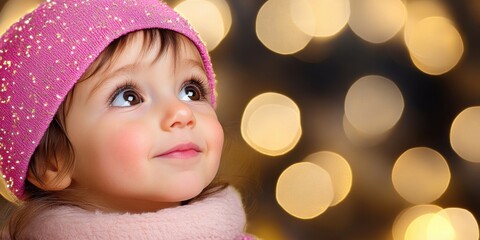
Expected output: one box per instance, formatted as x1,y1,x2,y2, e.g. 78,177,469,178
63,32,223,212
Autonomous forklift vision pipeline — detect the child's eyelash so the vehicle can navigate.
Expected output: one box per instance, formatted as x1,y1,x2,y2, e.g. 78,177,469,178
107,76,209,105
184,75,210,99
108,80,140,105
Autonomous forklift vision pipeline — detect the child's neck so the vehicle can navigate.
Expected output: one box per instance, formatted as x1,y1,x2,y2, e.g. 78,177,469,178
69,188,181,213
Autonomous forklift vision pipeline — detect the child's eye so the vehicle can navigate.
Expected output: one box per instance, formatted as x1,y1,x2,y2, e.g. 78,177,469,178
111,89,143,107
179,80,207,102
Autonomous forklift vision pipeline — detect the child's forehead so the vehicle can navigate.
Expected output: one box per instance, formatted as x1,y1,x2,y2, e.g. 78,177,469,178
122,31,196,62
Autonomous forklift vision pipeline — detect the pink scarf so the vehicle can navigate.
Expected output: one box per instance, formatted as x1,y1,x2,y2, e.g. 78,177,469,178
24,187,249,239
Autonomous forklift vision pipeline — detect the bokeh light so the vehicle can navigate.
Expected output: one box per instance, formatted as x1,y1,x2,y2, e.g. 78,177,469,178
303,151,352,206
405,17,464,75
255,0,313,55
404,0,451,39
405,213,455,240
393,206,479,240
403,0,450,50
174,0,226,51
241,92,302,156
344,75,404,136
427,214,456,240
0,0,44,35
276,162,334,219
290,0,350,37
342,114,390,146
450,106,480,163
439,208,480,240
348,0,406,43
393,204,444,240
207,0,232,37
392,147,451,204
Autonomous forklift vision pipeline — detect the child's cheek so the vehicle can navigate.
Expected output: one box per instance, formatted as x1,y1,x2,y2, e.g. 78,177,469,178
104,124,150,170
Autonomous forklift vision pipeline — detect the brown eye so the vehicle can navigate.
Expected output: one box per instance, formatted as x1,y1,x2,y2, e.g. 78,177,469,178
111,89,143,107
179,82,204,101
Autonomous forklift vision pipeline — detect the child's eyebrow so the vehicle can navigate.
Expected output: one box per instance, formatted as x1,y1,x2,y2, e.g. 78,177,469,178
182,58,205,72
88,63,139,99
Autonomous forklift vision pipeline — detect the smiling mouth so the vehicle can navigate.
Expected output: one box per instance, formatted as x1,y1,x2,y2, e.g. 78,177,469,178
156,143,201,159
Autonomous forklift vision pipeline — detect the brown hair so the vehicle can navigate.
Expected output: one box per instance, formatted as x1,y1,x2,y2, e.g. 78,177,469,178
1,29,226,239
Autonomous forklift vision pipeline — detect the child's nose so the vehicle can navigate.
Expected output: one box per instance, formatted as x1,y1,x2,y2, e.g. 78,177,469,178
160,99,196,131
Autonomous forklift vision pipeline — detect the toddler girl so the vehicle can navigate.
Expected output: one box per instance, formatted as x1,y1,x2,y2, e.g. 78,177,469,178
0,0,251,239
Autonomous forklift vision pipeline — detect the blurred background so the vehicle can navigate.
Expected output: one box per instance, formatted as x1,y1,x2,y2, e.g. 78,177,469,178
1,0,480,239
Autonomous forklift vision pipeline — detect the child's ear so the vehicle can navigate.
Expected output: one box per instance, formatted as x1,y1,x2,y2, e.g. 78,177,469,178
27,158,72,191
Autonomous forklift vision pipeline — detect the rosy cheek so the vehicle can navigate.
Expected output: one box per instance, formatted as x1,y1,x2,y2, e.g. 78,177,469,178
206,119,224,162
104,124,150,170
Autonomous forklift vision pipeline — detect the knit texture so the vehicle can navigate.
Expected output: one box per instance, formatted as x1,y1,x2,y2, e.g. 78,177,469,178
21,187,248,240
0,0,216,198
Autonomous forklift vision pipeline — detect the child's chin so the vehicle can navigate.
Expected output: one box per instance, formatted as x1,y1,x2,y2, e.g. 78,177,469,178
165,177,211,200
165,186,205,202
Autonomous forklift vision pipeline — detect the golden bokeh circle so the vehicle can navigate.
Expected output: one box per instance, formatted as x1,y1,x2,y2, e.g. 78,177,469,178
404,213,455,240
392,204,443,240
439,208,480,240
392,147,451,204
304,151,352,206
241,92,302,156
174,0,226,51
405,17,464,75
290,0,350,37
344,75,404,136
348,0,406,43
276,162,334,219
255,0,312,55
450,106,480,163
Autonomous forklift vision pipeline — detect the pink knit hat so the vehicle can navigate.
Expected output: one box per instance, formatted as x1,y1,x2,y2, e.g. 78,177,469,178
0,0,216,199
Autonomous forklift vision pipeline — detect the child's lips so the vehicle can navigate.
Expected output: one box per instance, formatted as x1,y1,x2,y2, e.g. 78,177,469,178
156,143,201,159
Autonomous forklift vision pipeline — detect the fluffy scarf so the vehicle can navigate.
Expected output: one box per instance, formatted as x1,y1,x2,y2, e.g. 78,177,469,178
23,187,249,239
